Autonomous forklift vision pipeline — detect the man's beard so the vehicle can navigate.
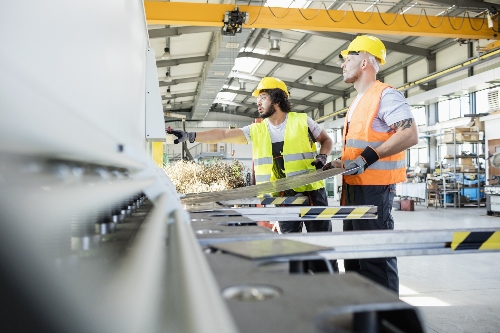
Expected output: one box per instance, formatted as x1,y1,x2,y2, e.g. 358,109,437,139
260,104,277,119
343,66,362,84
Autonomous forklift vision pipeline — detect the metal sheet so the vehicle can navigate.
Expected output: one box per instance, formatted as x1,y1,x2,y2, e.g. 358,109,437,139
210,239,332,260
181,167,346,204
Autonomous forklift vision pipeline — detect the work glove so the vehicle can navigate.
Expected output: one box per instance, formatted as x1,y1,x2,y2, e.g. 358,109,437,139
167,126,196,144
343,146,380,175
311,154,327,170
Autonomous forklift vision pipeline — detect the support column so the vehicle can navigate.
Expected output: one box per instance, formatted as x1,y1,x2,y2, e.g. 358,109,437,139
428,103,438,171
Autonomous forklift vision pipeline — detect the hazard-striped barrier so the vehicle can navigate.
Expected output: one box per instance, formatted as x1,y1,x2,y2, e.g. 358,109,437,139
300,206,377,219
260,196,308,205
451,231,500,250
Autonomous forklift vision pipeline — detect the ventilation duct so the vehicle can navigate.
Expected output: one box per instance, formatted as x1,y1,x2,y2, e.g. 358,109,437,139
190,29,250,120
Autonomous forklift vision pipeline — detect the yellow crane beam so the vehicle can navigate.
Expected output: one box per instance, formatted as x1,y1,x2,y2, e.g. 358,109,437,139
144,2,497,40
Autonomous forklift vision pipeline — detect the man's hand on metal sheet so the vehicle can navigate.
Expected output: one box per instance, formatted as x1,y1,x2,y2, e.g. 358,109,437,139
167,126,196,144
343,146,380,175
343,156,367,175
322,158,342,170
311,154,327,170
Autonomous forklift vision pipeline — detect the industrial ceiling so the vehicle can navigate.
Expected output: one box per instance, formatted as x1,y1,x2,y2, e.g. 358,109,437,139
145,0,500,123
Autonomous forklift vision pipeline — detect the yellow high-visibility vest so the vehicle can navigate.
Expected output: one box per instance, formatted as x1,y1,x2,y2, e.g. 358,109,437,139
250,112,324,192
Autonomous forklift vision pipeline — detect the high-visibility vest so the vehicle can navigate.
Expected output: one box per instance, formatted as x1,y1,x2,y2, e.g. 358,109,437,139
250,112,324,192
342,81,406,185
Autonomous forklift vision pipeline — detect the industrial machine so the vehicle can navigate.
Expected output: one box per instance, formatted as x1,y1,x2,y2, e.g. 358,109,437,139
1,2,500,333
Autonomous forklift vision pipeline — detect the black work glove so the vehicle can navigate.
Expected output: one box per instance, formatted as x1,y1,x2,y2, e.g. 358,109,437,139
311,154,327,170
344,146,379,175
167,126,196,144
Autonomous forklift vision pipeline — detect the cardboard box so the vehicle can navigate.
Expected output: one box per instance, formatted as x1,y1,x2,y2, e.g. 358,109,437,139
457,164,477,172
466,118,485,131
443,126,480,143
401,199,415,211
459,158,474,165
443,132,454,143
461,133,479,142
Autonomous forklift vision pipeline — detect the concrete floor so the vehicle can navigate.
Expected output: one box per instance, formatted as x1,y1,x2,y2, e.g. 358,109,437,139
331,202,500,333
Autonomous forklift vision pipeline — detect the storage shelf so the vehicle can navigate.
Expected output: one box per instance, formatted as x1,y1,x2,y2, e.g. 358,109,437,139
432,123,485,208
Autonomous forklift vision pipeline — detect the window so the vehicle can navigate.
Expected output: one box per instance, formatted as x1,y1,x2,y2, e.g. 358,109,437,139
408,148,428,167
475,84,500,113
411,106,426,126
460,96,470,116
476,89,489,113
418,148,428,163
449,98,460,119
409,149,418,167
437,96,470,122
437,100,450,122
408,140,428,167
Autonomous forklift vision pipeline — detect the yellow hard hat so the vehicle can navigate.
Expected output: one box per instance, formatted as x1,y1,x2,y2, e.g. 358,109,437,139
340,35,386,65
252,77,289,97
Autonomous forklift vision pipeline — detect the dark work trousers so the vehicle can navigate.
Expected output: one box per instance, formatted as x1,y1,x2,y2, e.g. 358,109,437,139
343,183,399,293
278,187,339,274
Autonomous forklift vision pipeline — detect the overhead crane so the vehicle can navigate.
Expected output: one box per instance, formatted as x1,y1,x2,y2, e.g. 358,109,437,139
144,1,498,40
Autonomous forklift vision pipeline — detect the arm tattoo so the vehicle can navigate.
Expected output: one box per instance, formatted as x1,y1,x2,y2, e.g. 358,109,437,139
389,118,413,132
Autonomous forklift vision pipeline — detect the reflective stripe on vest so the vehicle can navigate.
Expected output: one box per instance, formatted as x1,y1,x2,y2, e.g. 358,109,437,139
254,157,273,166
345,139,384,149
343,159,406,170
255,174,271,182
284,152,316,162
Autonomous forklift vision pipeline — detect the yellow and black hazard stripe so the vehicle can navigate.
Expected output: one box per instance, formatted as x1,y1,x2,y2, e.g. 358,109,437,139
299,207,377,219
260,197,309,205
451,231,500,251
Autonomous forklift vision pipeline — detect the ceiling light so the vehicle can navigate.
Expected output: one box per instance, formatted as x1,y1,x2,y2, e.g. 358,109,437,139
164,71,172,82
269,31,282,53
162,47,171,60
270,39,280,53
306,76,314,85
239,80,246,90
165,88,172,98
166,100,172,109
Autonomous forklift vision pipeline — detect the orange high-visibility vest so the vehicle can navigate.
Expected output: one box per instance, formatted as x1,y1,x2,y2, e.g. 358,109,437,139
342,81,406,185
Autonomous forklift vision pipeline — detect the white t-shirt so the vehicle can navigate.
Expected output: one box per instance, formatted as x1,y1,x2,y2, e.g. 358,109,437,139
241,114,321,144
348,88,413,132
